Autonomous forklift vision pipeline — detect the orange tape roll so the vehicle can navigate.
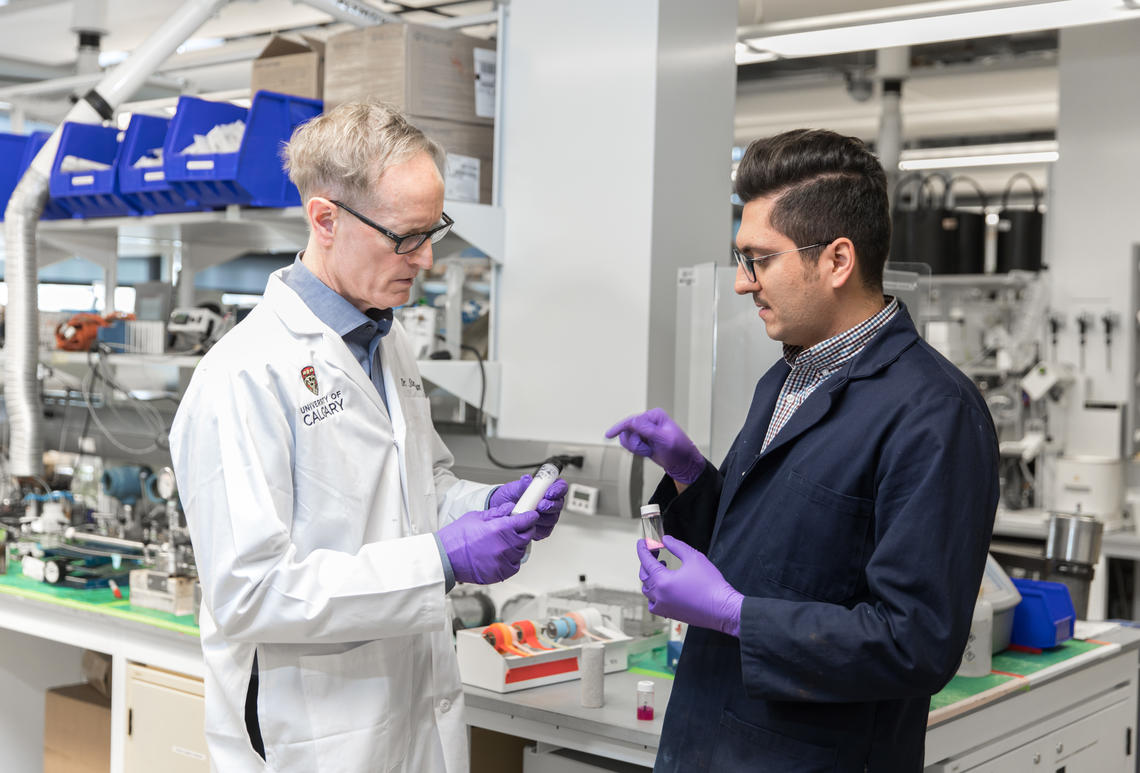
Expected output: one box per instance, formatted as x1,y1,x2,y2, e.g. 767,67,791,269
483,622,530,656
511,619,554,651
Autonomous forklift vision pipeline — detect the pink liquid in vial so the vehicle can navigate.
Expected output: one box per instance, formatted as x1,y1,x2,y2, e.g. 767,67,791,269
645,539,664,550
637,705,654,720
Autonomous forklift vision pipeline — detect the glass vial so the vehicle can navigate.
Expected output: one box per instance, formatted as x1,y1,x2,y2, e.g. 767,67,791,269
636,680,655,720
640,504,664,551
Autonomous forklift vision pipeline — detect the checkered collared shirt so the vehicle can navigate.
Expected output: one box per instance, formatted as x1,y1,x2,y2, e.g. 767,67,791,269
761,297,899,453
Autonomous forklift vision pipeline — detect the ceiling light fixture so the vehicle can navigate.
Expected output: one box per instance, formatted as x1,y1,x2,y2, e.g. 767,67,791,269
737,0,1139,61
898,140,1058,170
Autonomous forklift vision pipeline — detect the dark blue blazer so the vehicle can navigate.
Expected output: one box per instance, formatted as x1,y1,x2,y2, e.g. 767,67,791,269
652,304,999,772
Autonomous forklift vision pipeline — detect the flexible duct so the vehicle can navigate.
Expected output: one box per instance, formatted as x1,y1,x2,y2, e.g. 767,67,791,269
4,164,50,477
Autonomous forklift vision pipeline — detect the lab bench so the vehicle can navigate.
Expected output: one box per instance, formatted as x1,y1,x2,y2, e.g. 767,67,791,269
2,566,1139,772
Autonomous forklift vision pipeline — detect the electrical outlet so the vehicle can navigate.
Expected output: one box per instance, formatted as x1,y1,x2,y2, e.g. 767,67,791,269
546,444,604,480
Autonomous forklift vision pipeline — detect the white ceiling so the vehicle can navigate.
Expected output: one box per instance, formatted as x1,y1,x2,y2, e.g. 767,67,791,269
0,0,1064,192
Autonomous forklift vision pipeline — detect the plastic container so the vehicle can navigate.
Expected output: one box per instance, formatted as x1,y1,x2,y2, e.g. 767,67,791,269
957,597,993,677
164,90,322,209
0,131,71,221
636,680,654,720
49,122,135,218
640,504,664,551
117,113,201,216
1010,577,1075,649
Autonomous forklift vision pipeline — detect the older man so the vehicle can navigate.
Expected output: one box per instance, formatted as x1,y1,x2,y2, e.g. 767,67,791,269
172,100,566,773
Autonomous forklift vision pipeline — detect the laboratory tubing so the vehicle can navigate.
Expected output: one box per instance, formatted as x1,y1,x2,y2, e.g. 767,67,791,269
636,680,655,720
580,642,605,708
640,504,664,551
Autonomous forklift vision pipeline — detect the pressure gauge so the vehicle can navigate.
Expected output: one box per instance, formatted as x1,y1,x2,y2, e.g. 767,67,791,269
44,560,62,585
156,467,178,500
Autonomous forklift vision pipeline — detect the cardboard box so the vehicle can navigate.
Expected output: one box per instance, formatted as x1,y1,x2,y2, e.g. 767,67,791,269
413,115,493,204
44,683,111,773
324,22,496,124
251,35,324,100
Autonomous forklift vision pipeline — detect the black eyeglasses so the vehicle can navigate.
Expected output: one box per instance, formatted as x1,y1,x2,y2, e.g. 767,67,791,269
331,199,454,255
732,241,831,282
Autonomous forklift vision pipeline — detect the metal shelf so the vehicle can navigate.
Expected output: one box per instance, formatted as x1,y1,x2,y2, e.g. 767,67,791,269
28,200,506,264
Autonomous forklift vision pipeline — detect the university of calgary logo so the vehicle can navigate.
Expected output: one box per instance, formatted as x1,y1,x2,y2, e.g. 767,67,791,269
301,365,318,395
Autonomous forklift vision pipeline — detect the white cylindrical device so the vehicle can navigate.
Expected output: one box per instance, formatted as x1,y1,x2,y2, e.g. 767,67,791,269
513,460,564,562
512,460,564,514
580,642,605,708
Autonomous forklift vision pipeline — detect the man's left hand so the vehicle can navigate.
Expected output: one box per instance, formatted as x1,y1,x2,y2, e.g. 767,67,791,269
637,535,744,637
489,475,569,540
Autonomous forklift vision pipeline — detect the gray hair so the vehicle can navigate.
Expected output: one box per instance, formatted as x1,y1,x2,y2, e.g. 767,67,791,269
283,99,446,206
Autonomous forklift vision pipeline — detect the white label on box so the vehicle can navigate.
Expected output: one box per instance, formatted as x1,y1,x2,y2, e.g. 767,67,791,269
186,159,215,171
474,48,496,119
70,175,95,186
445,153,480,203
143,171,165,182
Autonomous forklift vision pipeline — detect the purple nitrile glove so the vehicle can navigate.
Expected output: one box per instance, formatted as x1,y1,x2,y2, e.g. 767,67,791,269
604,408,705,485
637,535,744,637
488,475,570,540
438,502,541,585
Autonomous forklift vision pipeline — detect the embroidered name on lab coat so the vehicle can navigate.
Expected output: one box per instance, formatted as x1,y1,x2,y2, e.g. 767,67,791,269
299,389,345,426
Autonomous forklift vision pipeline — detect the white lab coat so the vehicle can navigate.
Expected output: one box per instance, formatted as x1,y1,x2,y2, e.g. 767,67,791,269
170,269,492,773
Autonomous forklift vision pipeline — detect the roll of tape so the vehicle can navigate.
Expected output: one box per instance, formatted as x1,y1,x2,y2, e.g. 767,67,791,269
512,619,554,651
483,622,529,656
580,642,605,708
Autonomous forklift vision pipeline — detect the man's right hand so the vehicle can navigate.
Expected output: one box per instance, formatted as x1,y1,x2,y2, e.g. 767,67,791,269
605,408,705,485
438,503,540,585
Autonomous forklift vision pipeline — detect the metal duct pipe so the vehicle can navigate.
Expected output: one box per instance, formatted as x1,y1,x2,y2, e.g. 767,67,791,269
3,0,229,478
876,46,909,206
71,0,109,76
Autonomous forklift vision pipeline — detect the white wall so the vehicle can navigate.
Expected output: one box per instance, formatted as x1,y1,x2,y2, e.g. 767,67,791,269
1048,20,1140,411
496,0,738,443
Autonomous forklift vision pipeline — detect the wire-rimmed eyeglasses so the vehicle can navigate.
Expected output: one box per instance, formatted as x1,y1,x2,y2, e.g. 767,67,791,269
331,199,454,255
732,241,831,282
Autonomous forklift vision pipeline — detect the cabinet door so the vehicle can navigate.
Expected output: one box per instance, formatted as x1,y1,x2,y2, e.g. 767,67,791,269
124,664,209,772
964,698,1134,772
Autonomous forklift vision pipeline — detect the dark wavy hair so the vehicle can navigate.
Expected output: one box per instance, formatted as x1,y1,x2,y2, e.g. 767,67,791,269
734,129,890,291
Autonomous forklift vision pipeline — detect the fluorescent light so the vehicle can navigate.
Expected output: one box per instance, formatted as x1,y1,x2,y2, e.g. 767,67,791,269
898,141,1059,170
899,151,1058,170
735,43,778,66
740,0,1138,59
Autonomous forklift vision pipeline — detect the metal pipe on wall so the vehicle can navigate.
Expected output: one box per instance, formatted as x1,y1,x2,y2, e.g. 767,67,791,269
877,46,909,206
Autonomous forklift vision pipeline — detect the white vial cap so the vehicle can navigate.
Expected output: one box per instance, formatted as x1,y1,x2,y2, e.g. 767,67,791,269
640,504,661,517
637,680,655,691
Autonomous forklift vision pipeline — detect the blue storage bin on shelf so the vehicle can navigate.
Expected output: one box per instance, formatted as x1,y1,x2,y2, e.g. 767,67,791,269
118,113,202,216
49,122,135,218
164,90,322,209
0,132,71,221
0,131,30,221
1010,577,1075,649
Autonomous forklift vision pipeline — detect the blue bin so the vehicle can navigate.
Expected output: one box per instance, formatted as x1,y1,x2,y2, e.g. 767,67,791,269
118,113,202,216
164,90,322,209
0,131,72,221
49,122,135,218
1010,578,1075,649
0,131,30,221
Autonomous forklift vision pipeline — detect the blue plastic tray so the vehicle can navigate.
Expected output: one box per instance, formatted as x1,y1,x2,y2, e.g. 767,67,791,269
1010,577,1075,649
49,122,135,218
0,131,71,221
164,90,322,208
118,113,201,216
